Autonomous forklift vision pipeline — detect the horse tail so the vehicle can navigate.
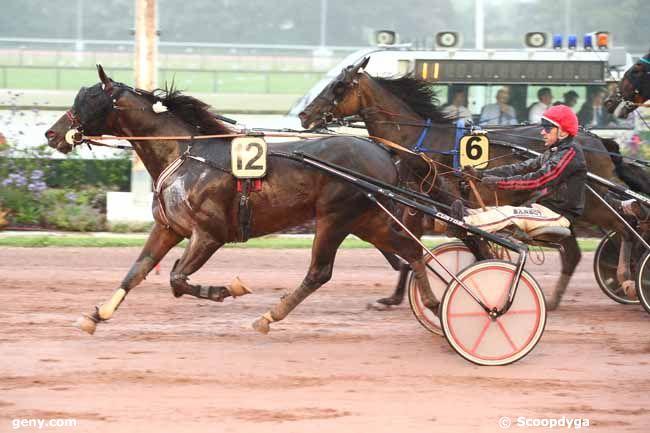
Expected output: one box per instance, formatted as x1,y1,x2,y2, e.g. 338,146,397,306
600,137,650,196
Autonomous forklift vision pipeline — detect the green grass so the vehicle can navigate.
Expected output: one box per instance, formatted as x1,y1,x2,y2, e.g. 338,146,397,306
0,233,602,251
1,66,322,93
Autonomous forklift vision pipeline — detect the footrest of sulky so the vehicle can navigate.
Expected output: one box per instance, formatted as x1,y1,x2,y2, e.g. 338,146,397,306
527,226,571,244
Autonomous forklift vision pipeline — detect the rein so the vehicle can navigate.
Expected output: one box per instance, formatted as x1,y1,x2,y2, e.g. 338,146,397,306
80,131,336,142
333,117,650,167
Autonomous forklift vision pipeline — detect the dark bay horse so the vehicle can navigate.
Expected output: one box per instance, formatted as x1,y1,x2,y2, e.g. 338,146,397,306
299,57,647,310
605,51,650,120
45,65,440,335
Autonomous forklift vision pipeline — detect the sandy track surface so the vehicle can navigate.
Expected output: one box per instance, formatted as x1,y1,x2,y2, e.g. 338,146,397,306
1,247,649,432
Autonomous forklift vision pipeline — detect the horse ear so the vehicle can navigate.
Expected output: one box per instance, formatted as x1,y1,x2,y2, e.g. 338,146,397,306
352,56,370,75
359,56,370,71
96,64,114,93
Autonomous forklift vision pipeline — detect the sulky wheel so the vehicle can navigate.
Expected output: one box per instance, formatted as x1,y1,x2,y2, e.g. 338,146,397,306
593,231,640,305
407,242,476,336
636,251,650,315
440,260,546,366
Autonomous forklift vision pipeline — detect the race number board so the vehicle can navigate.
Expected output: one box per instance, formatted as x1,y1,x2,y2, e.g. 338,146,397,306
231,137,268,178
459,135,489,169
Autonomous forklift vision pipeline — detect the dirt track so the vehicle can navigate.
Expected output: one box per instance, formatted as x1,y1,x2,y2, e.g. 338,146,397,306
1,246,649,432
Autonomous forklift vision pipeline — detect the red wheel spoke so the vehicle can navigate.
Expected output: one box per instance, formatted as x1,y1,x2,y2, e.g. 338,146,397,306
496,319,518,351
471,317,492,352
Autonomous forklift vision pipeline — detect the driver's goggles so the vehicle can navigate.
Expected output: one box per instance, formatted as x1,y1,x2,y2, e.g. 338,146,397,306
540,119,557,133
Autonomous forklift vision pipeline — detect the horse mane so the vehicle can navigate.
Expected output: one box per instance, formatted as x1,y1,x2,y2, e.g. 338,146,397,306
371,75,452,123
131,83,237,135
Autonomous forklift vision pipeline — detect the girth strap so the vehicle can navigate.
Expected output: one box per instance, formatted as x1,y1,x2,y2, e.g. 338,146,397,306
236,179,255,242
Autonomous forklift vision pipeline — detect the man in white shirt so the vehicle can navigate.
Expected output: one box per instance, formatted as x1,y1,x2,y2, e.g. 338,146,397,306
442,88,472,121
528,87,552,123
479,87,518,126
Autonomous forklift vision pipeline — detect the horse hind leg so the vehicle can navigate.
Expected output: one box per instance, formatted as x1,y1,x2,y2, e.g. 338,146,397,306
370,253,411,310
169,230,252,302
616,237,636,299
252,221,348,334
547,234,582,310
361,222,439,314
371,208,425,309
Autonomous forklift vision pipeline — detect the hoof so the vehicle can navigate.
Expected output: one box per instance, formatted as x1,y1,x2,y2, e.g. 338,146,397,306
74,314,97,335
228,276,252,297
366,301,393,311
546,299,560,311
621,280,638,299
376,296,403,306
252,317,270,334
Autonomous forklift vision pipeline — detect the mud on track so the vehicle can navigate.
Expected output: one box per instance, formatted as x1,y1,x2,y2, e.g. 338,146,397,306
0,247,649,432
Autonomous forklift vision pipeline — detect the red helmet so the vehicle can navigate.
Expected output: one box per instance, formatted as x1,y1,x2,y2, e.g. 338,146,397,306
541,104,579,136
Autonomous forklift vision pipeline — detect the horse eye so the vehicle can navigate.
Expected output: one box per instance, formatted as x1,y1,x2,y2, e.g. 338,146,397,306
333,82,346,95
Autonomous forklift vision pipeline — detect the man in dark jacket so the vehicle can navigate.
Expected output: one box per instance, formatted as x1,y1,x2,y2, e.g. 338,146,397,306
448,104,587,236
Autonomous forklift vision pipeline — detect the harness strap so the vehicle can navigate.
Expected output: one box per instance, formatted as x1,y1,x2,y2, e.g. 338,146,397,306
236,180,253,242
453,119,466,169
411,118,432,152
153,156,186,229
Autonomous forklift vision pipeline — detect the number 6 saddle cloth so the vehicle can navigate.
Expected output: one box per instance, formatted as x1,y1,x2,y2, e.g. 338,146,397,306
463,203,570,235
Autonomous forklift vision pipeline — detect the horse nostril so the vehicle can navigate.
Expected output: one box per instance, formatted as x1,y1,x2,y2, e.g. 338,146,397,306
45,130,55,139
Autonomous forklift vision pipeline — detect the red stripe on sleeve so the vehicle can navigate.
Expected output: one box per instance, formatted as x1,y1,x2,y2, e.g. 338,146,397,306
496,148,576,190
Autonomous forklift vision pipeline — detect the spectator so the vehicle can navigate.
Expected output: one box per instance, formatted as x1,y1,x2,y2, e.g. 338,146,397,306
553,90,579,108
479,87,517,126
578,88,615,127
626,133,642,158
528,87,553,123
442,88,472,122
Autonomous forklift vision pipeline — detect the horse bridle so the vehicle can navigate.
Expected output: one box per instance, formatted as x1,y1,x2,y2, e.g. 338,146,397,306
64,83,148,147
313,69,362,124
616,56,650,111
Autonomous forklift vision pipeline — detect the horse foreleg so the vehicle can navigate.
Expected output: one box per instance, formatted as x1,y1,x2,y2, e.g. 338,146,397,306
74,222,183,335
547,235,582,310
252,224,347,334
410,258,439,313
616,237,636,299
371,252,411,309
372,209,424,308
169,230,251,302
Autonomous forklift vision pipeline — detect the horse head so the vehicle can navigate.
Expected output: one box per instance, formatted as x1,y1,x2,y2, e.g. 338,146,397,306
299,56,370,129
45,65,142,153
605,52,650,119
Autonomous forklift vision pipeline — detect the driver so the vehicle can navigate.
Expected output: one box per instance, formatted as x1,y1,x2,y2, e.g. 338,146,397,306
448,104,587,237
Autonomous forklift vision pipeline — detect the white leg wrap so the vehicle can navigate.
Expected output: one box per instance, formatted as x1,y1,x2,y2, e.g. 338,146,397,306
98,288,127,320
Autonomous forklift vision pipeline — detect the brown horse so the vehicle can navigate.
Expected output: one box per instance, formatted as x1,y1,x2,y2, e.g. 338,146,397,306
44,65,440,335
605,51,650,120
299,57,645,309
